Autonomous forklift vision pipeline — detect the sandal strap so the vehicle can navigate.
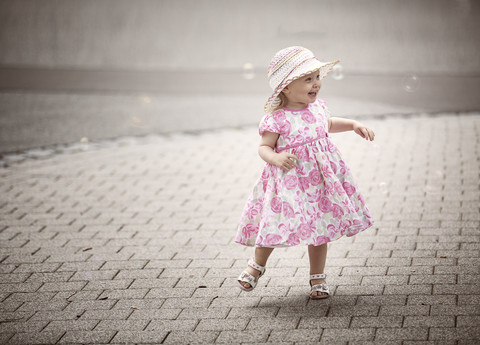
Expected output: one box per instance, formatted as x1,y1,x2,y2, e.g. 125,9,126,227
311,283,330,294
247,258,266,276
310,273,326,280
238,271,258,288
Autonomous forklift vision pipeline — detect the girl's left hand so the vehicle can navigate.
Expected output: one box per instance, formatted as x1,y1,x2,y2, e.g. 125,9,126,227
353,122,375,141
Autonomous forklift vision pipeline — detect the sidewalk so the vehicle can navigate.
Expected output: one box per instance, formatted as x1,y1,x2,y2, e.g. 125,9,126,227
0,112,479,344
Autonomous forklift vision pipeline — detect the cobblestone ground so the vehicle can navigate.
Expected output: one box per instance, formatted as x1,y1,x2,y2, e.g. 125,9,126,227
0,113,479,344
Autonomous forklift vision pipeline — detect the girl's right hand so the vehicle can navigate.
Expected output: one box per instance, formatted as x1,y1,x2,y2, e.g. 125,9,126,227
272,152,298,172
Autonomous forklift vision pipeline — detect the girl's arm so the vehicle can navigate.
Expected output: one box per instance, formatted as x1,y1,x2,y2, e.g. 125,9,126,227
328,117,375,141
258,131,298,172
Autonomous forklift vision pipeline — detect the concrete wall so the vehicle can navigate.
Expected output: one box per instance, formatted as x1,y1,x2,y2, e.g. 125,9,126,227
0,0,479,75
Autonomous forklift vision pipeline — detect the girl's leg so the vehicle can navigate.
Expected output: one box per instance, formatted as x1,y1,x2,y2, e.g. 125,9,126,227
308,243,328,297
239,247,274,289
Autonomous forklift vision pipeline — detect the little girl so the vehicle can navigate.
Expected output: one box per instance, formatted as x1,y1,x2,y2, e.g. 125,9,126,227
235,46,375,299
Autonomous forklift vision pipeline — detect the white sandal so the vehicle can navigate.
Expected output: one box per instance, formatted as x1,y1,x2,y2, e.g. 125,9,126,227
237,258,266,292
309,273,330,299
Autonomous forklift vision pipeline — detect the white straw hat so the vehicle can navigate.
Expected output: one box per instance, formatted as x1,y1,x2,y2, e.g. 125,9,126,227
265,46,339,113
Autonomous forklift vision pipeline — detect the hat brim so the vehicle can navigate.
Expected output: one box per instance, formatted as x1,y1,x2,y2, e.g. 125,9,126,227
264,59,340,113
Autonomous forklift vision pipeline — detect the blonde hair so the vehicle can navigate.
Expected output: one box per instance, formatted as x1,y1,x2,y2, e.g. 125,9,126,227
271,92,288,113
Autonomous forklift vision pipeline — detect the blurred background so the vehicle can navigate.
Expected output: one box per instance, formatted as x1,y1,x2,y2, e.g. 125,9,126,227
0,0,479,153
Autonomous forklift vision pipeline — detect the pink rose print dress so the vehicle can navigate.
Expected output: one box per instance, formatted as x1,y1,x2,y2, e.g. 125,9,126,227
235,99,373,248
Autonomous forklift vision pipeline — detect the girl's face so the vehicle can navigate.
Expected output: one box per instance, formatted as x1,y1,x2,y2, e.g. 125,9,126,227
282,70,321,109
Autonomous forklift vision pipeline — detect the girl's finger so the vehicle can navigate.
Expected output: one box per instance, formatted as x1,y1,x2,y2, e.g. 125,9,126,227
361,128,368,139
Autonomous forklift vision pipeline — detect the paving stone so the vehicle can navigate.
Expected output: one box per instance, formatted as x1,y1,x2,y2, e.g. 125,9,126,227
321,327,375,341
195,318,249,331
269,329,322,342
379,305,430,316
112,298,165,310
383,284,432,295
407,294,456,305
16,299,70,312
0,334,14,344
177,307,231,319
361,275,408,285
297,316,350,328
246,316,299,330
375,327,428,340
82,279,133,290
29,310,89,322
144,319,198,331
57,330,116,344
63,299,117,312
69,269,118,281
38,281,87,292
0,320,49,333
428,327,480,340
56,261,104,272
350,315,403,328
356,295,407,305
387,266,433,275
6,331,64,345
98,288,148,300
334,284,384,296
430,305,480,316
127,277,177,289
403,315,455,327
341,267,388,276
209,296,261,308
128,308,181,320
216,329,270,343
43,319,100,332
0,282,43,293
25,271,75,283
277,305,329,318
458,295,480,305
162,330,219,344
79,309,132,320
434,265,478,275
433,284,479,295
160,297,212,309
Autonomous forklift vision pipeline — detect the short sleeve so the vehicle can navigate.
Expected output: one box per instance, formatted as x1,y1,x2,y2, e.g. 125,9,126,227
318,99,332,121
259,113,281,136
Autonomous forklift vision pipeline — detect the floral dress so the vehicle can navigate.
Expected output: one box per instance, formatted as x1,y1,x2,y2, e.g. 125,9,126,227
235,99,373,248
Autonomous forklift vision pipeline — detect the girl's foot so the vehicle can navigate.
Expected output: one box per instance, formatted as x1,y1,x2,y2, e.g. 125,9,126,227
238,264,262,289
310,277,328,298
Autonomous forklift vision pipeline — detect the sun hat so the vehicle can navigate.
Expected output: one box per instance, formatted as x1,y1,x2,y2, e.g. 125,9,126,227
265,46,339,113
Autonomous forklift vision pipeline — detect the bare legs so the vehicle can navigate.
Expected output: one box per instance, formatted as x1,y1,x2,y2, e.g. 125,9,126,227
239,244,328,296
308,243,328,297
239,247,274,289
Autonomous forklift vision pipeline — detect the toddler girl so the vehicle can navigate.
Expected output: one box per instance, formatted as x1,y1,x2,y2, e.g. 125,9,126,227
235,46,375,299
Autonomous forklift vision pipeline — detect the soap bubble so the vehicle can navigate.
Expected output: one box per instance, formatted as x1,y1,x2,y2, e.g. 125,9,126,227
130,115,147,129
140,95,152,104
331,64,344,80
80,137,89,150
402,74,420,92
378,182,388,195
242,63,255,80
372,143,381,156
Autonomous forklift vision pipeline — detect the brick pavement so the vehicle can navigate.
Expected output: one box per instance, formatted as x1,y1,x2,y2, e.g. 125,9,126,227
0,112,479,344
